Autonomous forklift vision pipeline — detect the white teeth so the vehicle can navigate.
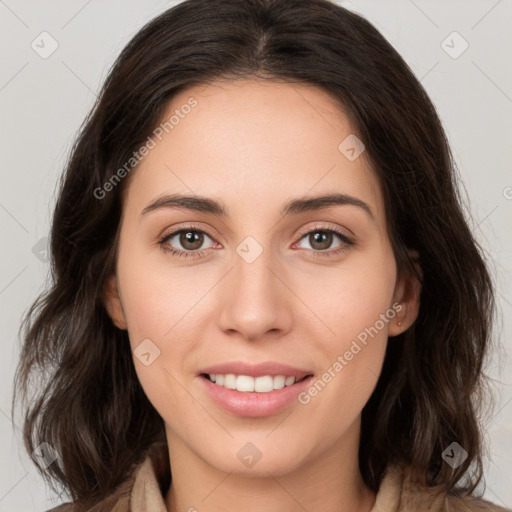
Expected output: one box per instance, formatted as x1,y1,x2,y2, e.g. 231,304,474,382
237,375,255,392
224,374,237,389
273,375,285,389
207,373,305,392
254,375,273,392
285,376,295,386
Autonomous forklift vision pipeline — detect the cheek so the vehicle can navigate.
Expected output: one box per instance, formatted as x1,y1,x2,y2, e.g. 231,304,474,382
296,246,397,406
300,246,397,343
117,253,199,427
114,240,199,397
116,244,200,345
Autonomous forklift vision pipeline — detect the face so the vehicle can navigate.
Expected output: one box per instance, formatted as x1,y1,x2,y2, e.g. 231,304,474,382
104,78,419,478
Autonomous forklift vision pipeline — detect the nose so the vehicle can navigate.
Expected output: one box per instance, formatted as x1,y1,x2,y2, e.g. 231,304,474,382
217,241,293,342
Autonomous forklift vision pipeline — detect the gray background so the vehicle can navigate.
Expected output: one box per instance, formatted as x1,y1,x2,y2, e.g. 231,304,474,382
1,0,511,510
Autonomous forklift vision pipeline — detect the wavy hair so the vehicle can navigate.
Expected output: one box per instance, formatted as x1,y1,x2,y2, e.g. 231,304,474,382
13,0,496,508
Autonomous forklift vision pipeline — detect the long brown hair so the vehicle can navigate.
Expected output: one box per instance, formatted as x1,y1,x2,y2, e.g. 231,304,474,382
13,0,496,507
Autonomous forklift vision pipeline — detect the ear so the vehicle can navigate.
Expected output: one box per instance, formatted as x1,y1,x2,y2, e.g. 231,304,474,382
388,250,422,337
103,275,128,330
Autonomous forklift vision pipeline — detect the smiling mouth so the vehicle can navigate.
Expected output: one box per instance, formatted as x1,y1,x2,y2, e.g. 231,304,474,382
201,373,313,393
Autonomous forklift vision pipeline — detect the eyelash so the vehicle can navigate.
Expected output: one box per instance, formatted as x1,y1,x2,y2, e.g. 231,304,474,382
157,223,355,260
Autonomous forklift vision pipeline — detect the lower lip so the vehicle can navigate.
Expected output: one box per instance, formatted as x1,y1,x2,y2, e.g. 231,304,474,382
199,375,314,417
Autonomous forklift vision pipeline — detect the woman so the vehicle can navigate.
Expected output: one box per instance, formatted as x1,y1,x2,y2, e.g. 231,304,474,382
13,0,510,511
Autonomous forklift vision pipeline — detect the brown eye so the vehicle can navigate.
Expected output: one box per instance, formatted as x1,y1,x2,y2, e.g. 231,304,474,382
297,229,344,252
178,230,205,251
308,231,334,251
160,228,215,256
294,226,355,259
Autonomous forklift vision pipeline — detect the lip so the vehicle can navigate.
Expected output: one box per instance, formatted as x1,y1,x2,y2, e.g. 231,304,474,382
197,361,314,418
198,361,312,380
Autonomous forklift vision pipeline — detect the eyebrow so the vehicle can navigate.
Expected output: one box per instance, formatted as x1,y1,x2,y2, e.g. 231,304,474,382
141,192,374,220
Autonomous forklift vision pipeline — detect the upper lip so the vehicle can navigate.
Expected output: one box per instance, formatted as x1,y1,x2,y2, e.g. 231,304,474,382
199,361,313,380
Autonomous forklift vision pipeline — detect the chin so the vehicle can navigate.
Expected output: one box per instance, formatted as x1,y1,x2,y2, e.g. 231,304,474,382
200,439,310,477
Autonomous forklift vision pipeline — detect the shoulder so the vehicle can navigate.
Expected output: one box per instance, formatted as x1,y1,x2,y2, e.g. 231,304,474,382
45,505,74,512
374,465,511,512
44,441,169,512
441,494,511,512
45,504,88,512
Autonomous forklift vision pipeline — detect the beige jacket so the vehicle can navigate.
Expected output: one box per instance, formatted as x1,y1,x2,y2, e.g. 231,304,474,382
48,442,511,512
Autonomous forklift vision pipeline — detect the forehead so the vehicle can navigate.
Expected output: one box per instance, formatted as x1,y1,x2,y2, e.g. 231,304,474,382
125,78,384,226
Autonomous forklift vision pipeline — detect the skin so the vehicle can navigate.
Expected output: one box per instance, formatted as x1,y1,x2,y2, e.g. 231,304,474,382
104,78,421,512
